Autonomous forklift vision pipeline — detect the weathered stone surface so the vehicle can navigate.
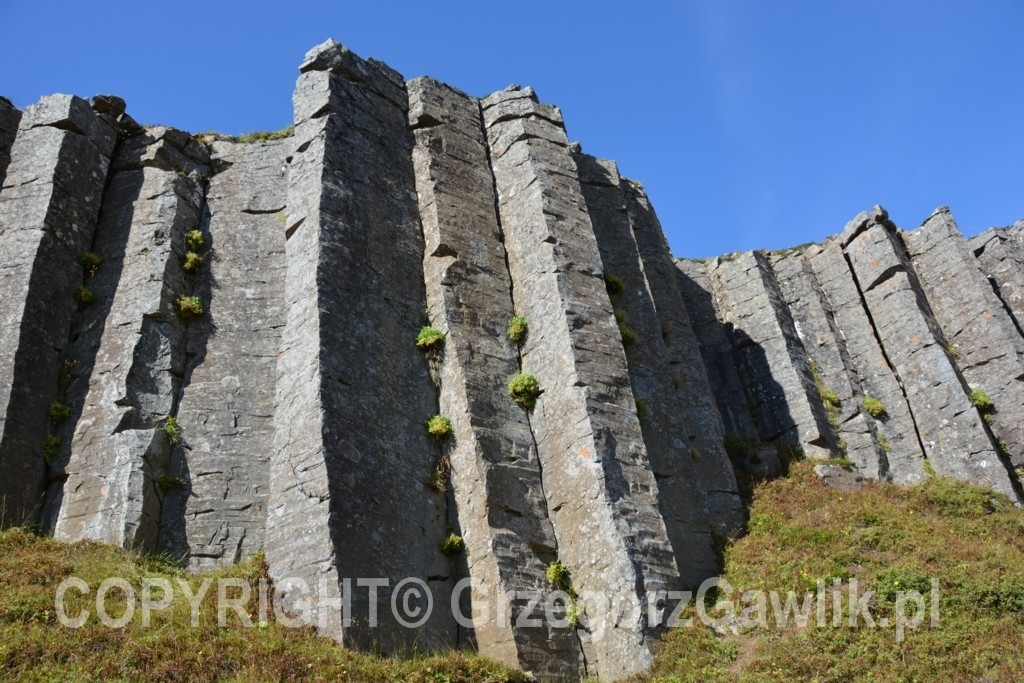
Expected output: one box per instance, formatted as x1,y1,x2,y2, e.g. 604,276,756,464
53,127,208,549
0,97,21,187
842,208,1017,499
158,137,287,569
267,40,455,648
409,76,583,680
673,259,760,441
903,208,1024,470
624,184,744,539
770,248,884,478
807,237,926,483
0,94,117,525
484,85,677,681
576,152,737,588
707,251,834,459
969,220,1024,347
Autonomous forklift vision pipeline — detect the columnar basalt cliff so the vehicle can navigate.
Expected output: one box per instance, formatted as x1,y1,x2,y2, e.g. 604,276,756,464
1,40,1022,681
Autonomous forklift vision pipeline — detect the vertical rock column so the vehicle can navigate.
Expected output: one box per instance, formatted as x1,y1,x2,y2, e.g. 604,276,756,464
0,97,21,187
840,207,1017,499
707,251,835,459
268,41,454,648
969,221,1024,334
770,248,885,478
483,85,678,681
0,95,117,525
902,208,1024,470
674,259,761,441
53,127,209,549
807,238,926,483
408,76,583,680
575,152,737,587
159,138,288,569
623,183,743,535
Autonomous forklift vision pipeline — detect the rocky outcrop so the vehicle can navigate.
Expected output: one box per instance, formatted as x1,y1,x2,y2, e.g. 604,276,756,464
2,39,1023,682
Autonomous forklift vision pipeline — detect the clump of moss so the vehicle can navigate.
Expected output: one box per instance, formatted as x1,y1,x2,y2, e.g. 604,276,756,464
163,416,182,446
155,475,186,490
48,402,70,424
80,251,102,277
184,230,205,253
862,395,887,419
41,435,61,462
507,315,528,345
635,398,649,424
970,389,995,412
426,415,453,442
603,273,625,295
545,560,571,592
74,285,96,306
438,532,464,555
508,373,541,410
182,252,203,273
175,295,204,321
614,309,639,348
416,326,445,351
809,360,840,427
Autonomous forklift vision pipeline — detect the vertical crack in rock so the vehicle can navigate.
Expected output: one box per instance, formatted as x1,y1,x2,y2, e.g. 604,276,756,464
0,95,118,525
576,151,741,588
770,247,884,479
902,208,1024,476
267,40,456,649
969,220,1024,339
53,126,211,549
623,184,745,541
409,76,584,680
809,235,927,483
704,250,835,460
158,136,287,569
482,84,678,681
839,207,1018,500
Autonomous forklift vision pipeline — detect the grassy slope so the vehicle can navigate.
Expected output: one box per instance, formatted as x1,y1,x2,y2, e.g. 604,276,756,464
637,462,1024,682
4,463,1023,681
0,530,526,682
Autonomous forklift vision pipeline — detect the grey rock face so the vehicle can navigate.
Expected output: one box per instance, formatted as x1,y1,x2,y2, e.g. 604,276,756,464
484,85,677,681
623,184,744,539
806,238,927,483
158,137,287,569
707,251,835,459
0,94,117,525
903,208,1024,470
53,127,209,549
267,40,456,649
0,97,20,187
576,152,739,588
842,208,1017,499
409,76,584,680
969,221,1024,360
770,248,884,478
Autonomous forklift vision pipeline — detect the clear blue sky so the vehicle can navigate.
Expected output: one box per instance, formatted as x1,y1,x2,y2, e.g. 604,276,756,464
2,1,1021,258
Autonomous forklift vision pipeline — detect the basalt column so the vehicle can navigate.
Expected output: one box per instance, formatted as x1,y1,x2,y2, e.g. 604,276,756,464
575,151,739,587
902,208,1024,471
53,127,209,549
158,137,288,569
0,97,21,187
408,76,583,680
483,85,678,681
0,95,117,525
840,207,1018,500
969,221,1024,334
267,40,455,648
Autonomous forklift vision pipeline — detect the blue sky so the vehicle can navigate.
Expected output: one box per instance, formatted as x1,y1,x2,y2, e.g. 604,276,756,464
2,1,1020,257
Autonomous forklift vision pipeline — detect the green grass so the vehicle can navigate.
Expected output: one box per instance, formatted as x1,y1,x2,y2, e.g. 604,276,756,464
163,416,182,446
48,402,70,424
633,461,1024,682
74,285,96,306
0,528,526,682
